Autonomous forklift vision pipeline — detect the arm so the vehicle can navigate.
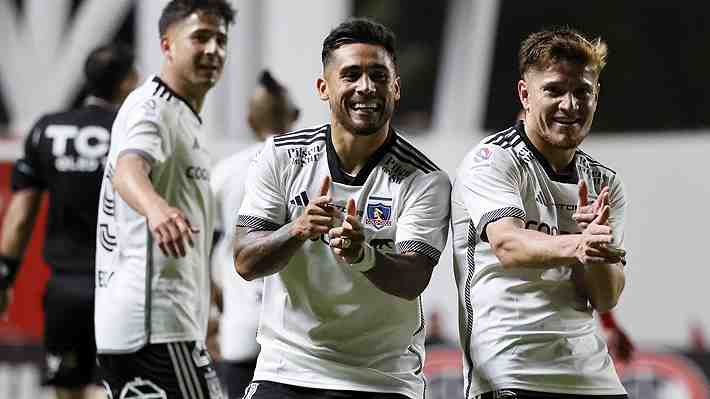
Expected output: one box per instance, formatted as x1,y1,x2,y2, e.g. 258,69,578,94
0,189,42,313
112,153,196,258
233,176,336,281
571,181,626,312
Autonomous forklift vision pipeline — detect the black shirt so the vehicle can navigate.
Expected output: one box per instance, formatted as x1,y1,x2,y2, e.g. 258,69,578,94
12,102,116,274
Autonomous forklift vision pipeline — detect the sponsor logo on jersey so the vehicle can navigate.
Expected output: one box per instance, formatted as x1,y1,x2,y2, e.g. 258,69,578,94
287,145,322,166
46,124,110,172
185,166,209,181
370,238,395,251
382,156,412,184
534,191,577,211
366,198,393,230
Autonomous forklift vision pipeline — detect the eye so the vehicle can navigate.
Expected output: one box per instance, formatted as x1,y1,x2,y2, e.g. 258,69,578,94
544,86,563,97
370,71,388,83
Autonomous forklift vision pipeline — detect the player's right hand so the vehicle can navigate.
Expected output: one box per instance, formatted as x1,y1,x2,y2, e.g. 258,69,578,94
291,176,337,241
575,205,624,265
147,204,199,258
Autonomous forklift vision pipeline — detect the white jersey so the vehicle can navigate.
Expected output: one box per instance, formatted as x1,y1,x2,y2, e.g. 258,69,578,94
451,122,627,397
95,76,215,353
237,124,450,399
210,142,264,362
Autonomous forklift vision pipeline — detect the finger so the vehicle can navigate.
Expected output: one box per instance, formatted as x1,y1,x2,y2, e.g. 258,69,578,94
319,175,331,197
591,186,609,212
346,198,356,217
176,218,194,249
158,241,169,257
594,205,610,226
182,217,197,247
328,226,345,238
577,180,588,207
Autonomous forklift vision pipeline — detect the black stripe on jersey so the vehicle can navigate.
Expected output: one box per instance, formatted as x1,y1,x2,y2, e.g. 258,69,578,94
396,240,442,264
515,121,580,183
477,207,526,243
484,126,519,149
237,215,282,232
274,135,326,148
151,76,202,124
273,125,328,145
408,346,424,376
392,135,440,172
463,220,476,399
99,223,116,252
326,125,395,186
576,149,617,174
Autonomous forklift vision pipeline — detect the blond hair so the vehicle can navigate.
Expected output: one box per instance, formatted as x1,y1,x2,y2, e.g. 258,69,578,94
519,27,607,77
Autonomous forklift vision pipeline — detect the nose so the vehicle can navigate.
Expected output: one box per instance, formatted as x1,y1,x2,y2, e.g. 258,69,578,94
355,74,375,95
559,92,579,112
204,37,220,55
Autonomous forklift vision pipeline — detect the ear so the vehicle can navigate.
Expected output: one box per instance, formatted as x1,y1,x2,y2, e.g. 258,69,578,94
517,79,530,111
160,36,172,61
316,77,329,101
393,75,401,102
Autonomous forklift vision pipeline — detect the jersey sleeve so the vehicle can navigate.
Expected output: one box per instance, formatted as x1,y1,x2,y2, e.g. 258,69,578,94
11,121,46,191
608,172,627,251
457,144,525,242
395,170,451,264
116,99,171,166
236,138,285,231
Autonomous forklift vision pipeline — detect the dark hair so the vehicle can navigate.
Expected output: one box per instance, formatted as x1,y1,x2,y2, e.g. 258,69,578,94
519,26,607,78
321,18,397,69
159,0,236,37
84,43,135,100
259,70,286,96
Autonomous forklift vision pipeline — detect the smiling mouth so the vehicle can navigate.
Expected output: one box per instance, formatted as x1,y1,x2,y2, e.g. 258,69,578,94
350,102,380,114
553,118,580,125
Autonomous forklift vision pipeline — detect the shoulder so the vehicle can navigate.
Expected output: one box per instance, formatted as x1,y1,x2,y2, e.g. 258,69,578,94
270,124,328,165
116,77,178,129
575,148,617,176
459,126,521,173
387,131,442,174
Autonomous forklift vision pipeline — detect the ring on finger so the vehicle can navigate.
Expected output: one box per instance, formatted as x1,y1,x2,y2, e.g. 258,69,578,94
341,237,351,249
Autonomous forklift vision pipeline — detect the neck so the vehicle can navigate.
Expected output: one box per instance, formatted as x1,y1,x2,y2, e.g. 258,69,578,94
525,123,575,173
330,121,390,175
159,67,208,113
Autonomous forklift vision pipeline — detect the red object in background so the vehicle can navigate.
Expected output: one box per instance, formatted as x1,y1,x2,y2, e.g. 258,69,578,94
0,162,50,342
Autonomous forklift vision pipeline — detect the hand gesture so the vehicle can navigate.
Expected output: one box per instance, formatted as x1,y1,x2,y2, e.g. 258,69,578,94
146,204,199,258
573,180,609,231
291,176,337,241
575,205,624,265
328,198,365,263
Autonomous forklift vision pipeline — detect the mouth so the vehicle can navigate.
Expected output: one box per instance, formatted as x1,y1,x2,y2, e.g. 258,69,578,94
349,100,381,115
552,117,581,126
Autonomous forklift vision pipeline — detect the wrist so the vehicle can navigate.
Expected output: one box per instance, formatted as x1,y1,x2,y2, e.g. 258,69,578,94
349,242,376,273
0,255,21,289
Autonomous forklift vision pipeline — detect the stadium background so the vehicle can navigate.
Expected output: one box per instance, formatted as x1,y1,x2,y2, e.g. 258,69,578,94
1,1,709,398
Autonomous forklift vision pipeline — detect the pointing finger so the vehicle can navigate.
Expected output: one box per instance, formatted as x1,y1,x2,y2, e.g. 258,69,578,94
577,180,588,207
319,175,331,197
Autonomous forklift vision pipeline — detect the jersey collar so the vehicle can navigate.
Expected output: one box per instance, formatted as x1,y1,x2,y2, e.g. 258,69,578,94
151,76,203,124
516,120,579,184
325,125,396,186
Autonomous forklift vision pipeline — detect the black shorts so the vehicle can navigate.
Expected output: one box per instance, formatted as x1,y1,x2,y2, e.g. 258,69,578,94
42,273,97,388
216,359,256,399
242,381,409,399
98,341,224,399
476,389,628,399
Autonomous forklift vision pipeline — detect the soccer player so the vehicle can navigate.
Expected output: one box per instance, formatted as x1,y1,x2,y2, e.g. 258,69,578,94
210,69,299,399
233,18,451,399
451,27,629,398
0,43,137,399
93,1,234,398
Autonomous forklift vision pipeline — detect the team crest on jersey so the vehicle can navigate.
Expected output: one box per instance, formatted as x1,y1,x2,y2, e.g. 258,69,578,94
366,198,392,230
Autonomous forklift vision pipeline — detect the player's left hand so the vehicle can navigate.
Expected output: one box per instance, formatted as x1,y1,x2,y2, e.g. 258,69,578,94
574,181,609,230
328,198,365,263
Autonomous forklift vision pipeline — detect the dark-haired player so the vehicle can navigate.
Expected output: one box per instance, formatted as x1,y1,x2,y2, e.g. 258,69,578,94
93,1,235,398
0,42,137,399
233,18,450,399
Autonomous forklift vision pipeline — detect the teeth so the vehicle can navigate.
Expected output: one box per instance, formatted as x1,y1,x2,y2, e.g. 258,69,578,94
353,103,378,110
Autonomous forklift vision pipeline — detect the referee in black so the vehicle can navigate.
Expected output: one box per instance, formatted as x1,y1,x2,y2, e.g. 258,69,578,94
0,43,137,399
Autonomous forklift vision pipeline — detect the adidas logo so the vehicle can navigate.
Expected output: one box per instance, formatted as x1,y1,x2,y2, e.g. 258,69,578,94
289,191,309,206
